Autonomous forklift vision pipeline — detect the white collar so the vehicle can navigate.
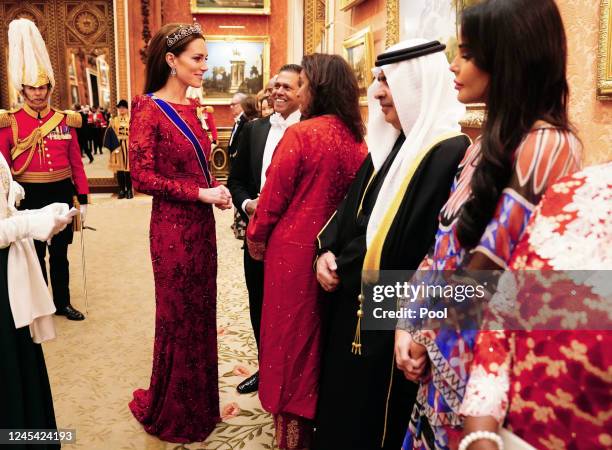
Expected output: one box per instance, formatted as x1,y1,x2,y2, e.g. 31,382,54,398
270,109,301,126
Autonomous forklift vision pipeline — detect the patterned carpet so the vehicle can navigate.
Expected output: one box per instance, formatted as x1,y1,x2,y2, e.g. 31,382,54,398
82,153,116,179
43,194,274,449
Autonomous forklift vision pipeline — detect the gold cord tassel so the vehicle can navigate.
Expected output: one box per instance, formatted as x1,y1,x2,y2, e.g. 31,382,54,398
351,293,365,355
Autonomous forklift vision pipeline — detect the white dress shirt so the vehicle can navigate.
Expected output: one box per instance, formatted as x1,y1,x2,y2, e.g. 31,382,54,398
241,110,301,214
229,112,244,147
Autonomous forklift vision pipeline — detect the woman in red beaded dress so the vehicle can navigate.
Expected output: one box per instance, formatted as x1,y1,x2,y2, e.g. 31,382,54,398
128,23,232,443
247,54,368,449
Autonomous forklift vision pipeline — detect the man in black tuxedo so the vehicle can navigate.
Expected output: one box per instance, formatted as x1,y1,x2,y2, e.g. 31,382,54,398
228,64,302,394
227,92,248,161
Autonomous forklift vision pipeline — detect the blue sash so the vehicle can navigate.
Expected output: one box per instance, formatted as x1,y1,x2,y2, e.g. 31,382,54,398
146,93,212,187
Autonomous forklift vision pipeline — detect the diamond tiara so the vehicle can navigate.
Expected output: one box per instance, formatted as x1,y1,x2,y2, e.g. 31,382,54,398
166,22,203,48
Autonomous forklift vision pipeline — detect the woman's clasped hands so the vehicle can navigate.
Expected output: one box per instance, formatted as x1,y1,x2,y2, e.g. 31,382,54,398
198,185,232,210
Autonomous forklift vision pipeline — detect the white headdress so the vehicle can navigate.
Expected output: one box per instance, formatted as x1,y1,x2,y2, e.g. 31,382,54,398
365,38,466,247
8,18,55,93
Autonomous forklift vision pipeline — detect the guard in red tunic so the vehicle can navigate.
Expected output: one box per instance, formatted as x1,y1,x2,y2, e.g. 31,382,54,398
0,18,88,321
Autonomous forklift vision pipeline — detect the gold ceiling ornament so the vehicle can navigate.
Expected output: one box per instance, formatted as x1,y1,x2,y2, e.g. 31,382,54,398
74,11,100,36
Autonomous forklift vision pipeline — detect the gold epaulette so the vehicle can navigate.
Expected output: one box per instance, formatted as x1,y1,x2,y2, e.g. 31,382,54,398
0,111,11,128
65,111,82,128
0,108,19,128
204,106,214,113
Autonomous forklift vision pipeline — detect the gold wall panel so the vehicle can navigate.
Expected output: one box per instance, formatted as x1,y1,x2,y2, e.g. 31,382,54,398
304,0,326,54
385,0,399,48
114,0,129,101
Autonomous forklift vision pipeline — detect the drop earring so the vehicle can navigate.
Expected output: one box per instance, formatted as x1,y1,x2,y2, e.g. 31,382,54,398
170,67,177,76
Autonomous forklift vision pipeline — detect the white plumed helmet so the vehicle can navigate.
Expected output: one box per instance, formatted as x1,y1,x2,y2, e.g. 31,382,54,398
8,18,55,93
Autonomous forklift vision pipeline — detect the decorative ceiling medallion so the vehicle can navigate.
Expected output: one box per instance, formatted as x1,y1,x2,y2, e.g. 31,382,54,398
74,11,100,36
66,3,106,45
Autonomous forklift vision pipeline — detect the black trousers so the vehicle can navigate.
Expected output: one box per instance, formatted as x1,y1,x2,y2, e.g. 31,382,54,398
19,180,76,312
243,245,264,351
116,171,133,194
79,137,93,163
34,241,70,311
96,128,106,154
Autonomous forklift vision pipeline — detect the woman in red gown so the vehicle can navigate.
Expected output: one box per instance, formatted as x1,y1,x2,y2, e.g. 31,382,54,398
247,54,368,449
128,23,232,443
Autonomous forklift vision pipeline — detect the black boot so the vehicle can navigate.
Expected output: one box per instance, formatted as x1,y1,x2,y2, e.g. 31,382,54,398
125,172,134,199
116,171,126,198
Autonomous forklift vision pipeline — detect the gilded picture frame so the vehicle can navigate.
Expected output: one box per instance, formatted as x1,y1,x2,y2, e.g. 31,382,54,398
385,0,485,127
68,52,77,82
190,0,271,15
340,0,367,12
343,27,375,106
202,35,270,105
598,0,612,100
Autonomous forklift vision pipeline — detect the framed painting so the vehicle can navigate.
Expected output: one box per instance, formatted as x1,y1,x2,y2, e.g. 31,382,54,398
343,27,375,105
386,0,485,127
340,0,366,12
190,0,270,15
202,35,270,105
97,56,110,87
68,52,77,82
70,84,79,106
598,0,612,100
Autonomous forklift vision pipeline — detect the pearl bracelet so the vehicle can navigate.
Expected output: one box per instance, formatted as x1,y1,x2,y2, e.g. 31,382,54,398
458,430,504,450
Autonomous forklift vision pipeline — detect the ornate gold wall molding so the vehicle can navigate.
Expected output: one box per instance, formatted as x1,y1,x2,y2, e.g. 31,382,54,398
304,0,326,54
114,0,130,102
0,0,118,110
385,0,399,48
598,0,612,100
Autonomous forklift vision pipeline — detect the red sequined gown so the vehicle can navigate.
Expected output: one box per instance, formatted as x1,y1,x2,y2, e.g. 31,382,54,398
247,115,368,421
128,95,220,443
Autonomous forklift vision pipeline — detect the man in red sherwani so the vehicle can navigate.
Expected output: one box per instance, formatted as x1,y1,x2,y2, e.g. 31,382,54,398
0,18,89,321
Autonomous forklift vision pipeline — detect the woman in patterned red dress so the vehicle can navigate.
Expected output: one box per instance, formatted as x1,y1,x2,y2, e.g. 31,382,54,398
395,1,582,449
246,54,368,449
460,163,612,449
128,23,232,443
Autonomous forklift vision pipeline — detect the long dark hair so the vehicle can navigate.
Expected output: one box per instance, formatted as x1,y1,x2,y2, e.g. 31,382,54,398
301,54,365,143
144,23,205,94
456,0,571,249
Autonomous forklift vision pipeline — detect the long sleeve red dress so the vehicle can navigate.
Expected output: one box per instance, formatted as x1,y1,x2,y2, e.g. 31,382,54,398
127,95,220,443
247,115,367,430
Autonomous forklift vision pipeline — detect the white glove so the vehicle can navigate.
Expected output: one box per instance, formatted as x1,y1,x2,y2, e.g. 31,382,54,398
80,204,88,223
30,212,72,242
40,203,70,216
0,204,71,247
33,203,70,241
9,181,25,208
